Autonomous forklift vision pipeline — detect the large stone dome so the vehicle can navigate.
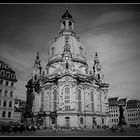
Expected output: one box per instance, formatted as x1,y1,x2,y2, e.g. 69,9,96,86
48,10,87,66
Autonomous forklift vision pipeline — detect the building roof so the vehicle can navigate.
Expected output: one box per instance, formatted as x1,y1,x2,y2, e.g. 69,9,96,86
0,60,17,82
0,60,15,72
108,97,118,101
108,97,118,106
126,99,140,109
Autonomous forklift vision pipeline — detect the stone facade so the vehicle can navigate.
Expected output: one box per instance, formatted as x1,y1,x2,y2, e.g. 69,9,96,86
0,60,17,122
26,9,109,128
125,99,140,126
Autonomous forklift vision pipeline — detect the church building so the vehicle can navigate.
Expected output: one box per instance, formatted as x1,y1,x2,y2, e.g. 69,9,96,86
26,9,109,129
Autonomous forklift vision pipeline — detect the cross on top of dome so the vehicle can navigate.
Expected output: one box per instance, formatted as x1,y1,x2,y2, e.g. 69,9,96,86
62,8,72,19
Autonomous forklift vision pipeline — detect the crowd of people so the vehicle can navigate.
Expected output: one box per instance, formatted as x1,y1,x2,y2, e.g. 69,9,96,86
0,122,37,134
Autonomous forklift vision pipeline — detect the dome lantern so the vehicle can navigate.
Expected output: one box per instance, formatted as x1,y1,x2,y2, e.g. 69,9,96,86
60,9,74,34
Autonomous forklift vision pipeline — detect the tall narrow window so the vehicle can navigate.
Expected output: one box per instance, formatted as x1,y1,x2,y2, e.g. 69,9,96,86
91,91,94,102
66,62,69,69
78,89,81,100
98,74,100,80
0,79,3,85
53,90,57,111
65,87,70,99
91,103,94,112
2,111,6,118
4,90,8,97
78,101,82,111
64,87,70,110
6,72,9,78
69,21,72,26
102,118,104,124
41,92,44,102
10,91,13,97
3,101,7,107
41,103,44,111
53,90,57,101
78,89,82,112
6,81,9,86
1,71,4,76
53,102,57,111
8,112,11,118
9,101,12,108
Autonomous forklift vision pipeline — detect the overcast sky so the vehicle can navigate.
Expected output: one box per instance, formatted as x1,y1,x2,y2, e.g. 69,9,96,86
0,4,140,100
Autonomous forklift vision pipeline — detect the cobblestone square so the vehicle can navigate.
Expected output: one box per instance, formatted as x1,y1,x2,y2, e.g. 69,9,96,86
0,128,140,137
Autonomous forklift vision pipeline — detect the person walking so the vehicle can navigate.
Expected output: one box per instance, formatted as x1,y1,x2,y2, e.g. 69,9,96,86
52,125,56,133
2,125,5,134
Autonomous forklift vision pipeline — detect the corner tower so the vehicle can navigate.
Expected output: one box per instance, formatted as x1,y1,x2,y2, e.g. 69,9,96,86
93,52,105,83
32,52,42,81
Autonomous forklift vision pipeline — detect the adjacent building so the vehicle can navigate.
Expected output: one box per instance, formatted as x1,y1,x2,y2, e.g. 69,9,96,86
13,98,26,123
108,97,140,127
125,99,140,126
0,60,17,122
108,97,120,127
13,107,22,123
26,9,109,128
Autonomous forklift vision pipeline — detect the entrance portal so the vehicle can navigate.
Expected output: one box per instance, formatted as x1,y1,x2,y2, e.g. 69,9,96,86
65,117,70,128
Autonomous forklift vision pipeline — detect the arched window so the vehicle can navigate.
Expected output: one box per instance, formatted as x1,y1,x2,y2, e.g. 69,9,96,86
53,89,57,111
78,89,81,100
65,87,70,94
91,91,94,102
53,89,57,101
69,21,72,26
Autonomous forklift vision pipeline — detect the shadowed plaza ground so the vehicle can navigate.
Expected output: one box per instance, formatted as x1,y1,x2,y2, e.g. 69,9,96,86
0,127,140,136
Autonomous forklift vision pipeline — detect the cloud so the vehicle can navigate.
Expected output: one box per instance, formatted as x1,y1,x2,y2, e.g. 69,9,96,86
14,80,27,100
80,20,140,100
91,11,140,27
1,5,140,100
